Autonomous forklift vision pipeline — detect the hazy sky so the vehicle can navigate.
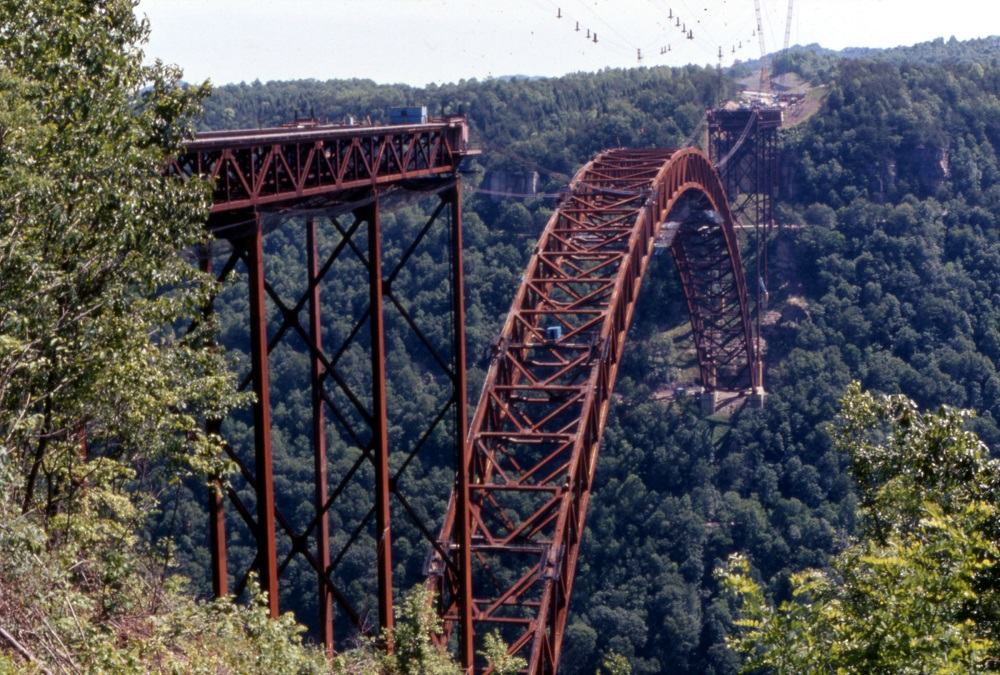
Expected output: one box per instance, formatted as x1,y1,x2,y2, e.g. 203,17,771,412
137,0,1000,87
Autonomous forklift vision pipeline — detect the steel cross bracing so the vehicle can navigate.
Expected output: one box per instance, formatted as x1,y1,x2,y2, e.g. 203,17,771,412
187,119,475,661
430,148,759,672
707,108,780,232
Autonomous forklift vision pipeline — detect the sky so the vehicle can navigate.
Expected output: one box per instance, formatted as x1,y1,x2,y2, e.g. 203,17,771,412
136,0,1000,87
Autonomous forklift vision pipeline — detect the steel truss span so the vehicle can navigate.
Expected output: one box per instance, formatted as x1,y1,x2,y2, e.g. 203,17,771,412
430,148,761,672
172,119,470,214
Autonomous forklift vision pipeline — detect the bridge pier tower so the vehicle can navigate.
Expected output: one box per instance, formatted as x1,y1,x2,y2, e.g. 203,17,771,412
750,360,768,408
177,119,476,665
708,105,781,399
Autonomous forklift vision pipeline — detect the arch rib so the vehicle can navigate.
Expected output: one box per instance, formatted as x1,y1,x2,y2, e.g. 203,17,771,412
430,147,759,673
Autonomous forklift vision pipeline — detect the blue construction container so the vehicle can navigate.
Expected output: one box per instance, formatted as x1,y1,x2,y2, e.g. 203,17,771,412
388,106,428,125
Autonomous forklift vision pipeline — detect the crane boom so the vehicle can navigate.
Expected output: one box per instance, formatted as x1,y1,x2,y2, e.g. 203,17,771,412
783,0,794,50
753,0,769,93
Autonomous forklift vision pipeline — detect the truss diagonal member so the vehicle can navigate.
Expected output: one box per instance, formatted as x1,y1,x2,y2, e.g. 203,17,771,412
392,486,461,578
385,196,448,286
259,278,375,426
234,214,366,392
391,395,456,481
385,291,454,379
295,441,374,545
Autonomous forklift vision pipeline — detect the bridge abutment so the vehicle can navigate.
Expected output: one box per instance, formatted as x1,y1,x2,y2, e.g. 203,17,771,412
701,390,722,415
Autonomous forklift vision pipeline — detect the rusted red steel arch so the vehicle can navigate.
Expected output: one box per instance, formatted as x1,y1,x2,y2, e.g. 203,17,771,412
429,147,761,672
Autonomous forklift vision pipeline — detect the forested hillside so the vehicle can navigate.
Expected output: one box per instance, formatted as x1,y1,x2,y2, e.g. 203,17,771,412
149,36,1000,673
139,35,1000,673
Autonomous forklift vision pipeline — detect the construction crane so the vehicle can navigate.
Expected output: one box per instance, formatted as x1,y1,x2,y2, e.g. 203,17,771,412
783,0,794,50
752,0,795,93
753,0,769,93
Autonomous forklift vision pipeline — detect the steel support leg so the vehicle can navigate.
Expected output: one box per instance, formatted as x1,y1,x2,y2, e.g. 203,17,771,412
209,475,228,597
754,134,763,390
363,195,395,640
307,216,334,654
200,244,229,598
449,179,475,672
247,213,280,617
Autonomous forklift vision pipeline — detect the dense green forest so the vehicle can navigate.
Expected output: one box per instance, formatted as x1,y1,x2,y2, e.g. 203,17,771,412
0,1,337,672
723,384,1000,672
4,0,1000,670
160,35,1000,672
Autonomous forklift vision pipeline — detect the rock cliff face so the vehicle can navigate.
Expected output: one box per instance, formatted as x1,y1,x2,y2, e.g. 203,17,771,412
868,143,951,200
780,143,950,203
482,169,539,199
897,144,950,195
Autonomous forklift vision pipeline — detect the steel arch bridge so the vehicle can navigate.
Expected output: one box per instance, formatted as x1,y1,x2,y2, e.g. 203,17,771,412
429,147,763,672
180,120,763,673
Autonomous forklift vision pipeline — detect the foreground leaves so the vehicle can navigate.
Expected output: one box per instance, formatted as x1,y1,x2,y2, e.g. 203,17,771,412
0,0,320,671
721,383,1000,673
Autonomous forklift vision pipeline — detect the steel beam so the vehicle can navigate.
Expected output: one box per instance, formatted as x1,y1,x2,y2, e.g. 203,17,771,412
362,195,395,639
449,178,475,672
172,118,472,217
208,478,228,597
307,216,334,654
199,245,230,599
247,214,280,617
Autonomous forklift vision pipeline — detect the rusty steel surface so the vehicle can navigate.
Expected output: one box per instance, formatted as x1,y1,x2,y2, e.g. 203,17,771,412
429,148,759,672
172,118,471,215
364,196,396,637
246,215,280,617
449,179,476,668
199,249,230,599
306,216,334,653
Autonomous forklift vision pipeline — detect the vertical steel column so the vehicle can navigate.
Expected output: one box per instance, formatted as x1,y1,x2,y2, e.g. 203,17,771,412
201,244,228,598
754,120,764,389
449,179,475,672
247,213,280,617
764,127,775,280
307,216,334,654
363,194,395,639
209,475,228,597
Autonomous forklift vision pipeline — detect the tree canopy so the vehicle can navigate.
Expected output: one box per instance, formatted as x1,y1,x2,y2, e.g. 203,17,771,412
722,384,1000,672
0,1,325,670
